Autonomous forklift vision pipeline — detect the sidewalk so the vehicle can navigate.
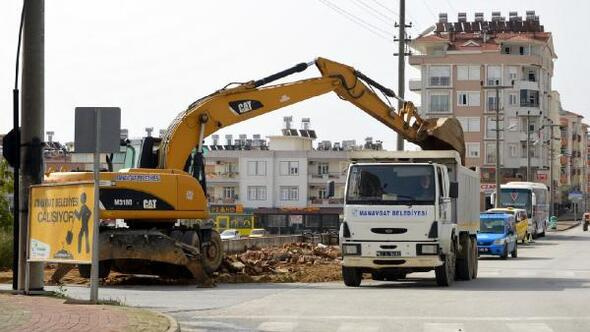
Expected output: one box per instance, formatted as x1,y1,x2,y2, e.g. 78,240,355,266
548,220,581,232
0,293,177,332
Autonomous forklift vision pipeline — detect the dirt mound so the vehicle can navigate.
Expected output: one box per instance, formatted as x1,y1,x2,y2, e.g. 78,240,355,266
215,242,342,283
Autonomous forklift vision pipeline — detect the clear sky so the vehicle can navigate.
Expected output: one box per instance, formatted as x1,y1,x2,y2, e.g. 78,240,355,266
1,1,587,150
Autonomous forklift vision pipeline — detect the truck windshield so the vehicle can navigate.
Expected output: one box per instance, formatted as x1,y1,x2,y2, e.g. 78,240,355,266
346,165,435,205
499,189,531,216
480,218,506,234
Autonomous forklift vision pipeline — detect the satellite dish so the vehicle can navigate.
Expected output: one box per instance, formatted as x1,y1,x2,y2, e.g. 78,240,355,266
417,25,436,38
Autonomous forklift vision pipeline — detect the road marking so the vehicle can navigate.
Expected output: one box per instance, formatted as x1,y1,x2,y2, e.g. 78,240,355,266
516,270,537,277
189,315,590,322
180,320,250,331
553,271,575,278
507,323,553,332
337,322,380,332
423,323,465,332
257,321,297,332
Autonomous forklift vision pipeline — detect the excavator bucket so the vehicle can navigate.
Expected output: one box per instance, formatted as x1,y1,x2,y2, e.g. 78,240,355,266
414,117,466,165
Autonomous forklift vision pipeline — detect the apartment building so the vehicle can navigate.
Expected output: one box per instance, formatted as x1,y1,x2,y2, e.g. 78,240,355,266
409,11,558,208
205,117,383,234
559,111,588,211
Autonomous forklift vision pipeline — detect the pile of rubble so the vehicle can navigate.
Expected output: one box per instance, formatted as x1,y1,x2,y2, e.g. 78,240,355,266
215,242,343,283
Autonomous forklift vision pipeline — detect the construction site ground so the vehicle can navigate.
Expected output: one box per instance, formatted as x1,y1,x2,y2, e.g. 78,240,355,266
0,242,343,286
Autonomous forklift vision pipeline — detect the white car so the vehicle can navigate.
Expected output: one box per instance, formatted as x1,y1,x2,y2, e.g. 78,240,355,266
220,229,241,240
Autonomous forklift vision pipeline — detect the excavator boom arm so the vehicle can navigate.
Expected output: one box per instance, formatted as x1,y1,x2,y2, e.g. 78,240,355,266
158,57,465,170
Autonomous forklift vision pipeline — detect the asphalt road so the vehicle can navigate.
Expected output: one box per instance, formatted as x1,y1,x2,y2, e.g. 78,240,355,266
12,224,590,332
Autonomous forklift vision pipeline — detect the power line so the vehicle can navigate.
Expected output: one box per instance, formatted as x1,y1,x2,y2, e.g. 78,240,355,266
350,0,395,24
369,0,398,17
421,0,437,20
318,0,393,41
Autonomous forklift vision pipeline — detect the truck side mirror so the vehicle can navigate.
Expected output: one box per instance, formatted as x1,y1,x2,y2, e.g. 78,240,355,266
326,181,335,198
449,182,458,198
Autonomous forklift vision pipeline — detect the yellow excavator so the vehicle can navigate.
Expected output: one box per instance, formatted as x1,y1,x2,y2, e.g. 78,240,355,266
45,57,465,281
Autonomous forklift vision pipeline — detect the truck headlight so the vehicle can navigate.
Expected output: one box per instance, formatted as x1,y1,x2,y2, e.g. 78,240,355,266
418,244,438,255
342,244,361,256
493,238,506,245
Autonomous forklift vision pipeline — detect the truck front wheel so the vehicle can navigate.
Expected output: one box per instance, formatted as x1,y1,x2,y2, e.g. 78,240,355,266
435,243,455,287
342,267,362,287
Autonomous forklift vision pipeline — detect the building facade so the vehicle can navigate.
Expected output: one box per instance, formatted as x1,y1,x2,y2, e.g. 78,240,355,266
409,11,558,208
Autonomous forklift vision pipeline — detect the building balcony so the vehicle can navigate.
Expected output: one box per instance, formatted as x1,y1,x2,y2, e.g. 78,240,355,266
409,80,422,92
208,197,238,204
206,172,240,183
308,198,344,207
516,80,539,91
560,155,568,166
308,172,346,184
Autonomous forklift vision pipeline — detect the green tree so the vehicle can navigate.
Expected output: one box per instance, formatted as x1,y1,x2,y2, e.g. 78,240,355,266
0,159,14,230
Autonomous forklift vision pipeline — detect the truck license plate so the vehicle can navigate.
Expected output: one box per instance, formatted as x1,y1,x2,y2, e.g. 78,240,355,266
376,251,401,257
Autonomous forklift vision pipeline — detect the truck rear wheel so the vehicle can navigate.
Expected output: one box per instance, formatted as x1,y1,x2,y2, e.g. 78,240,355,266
342,267,362,287
456,235,472,281
470,237,478,279
201,230,223,274
435,242,455,287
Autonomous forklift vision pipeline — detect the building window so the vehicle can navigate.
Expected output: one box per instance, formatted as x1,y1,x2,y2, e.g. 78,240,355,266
466,143,480,158
318,189,327,199
279,161,299,176
429,65,451,86
508,66,518,81
519,46,529,55
457,65,480,80
508,93,518,106
486,65,502,85
508,143,519,158
486,92,501,112
485,142,503,164
457,91,480,107
317,162,329,175
457,117,480,132
280,186,299,201
429,93,450,113
520,90,539,107
223,187,235,199
485,116,504,139
247,161,266,176
247,186,266,201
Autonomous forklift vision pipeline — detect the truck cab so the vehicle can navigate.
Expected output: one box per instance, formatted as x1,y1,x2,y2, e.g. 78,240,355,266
335,151,480,287
477,213,518,259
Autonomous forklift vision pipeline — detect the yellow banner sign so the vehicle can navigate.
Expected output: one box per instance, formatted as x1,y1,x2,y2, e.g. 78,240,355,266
29,182,95,263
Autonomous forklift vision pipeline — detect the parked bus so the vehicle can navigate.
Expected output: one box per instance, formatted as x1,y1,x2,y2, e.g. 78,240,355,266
492,182,549,238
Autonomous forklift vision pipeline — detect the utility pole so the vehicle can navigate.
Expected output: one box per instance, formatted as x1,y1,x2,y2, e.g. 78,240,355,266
394,0,411,151
18,0,45,291
544,118,560,217
517,110,537,182
482,80,513,208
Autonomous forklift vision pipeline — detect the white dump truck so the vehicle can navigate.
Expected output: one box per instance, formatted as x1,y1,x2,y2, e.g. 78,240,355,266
330,150,480,287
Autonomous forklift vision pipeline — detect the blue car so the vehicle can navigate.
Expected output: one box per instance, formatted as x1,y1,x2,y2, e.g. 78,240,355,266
477,213,518,259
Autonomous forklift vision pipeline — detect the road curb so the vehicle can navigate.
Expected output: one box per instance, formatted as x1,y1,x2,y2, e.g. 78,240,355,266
548,221,581,232
150,309,180,332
